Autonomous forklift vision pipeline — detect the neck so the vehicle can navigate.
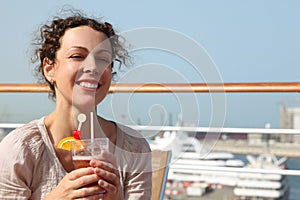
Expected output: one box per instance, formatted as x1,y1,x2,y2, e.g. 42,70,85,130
45,110,75,146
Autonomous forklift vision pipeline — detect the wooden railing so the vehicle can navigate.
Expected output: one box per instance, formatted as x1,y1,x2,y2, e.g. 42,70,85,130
0,82,300,93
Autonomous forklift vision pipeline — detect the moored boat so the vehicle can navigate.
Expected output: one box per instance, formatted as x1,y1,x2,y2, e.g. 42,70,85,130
233,154,289,200
149,130,245,198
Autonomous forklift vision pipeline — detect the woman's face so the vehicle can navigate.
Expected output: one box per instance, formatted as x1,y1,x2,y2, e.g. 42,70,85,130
53,26,113,109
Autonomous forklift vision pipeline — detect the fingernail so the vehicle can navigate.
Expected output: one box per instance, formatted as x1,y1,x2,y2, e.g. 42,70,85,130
90,160,96,165
100,190,107,194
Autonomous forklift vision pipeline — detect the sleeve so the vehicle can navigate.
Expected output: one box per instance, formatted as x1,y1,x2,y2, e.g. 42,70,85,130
124,145,152,200
125,168,152,200
116,125,153,199
0,135,34,199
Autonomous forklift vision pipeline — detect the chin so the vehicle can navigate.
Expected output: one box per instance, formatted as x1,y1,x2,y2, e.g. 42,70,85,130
72,99,97,110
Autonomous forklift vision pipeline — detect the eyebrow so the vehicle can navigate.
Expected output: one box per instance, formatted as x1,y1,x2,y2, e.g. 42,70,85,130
68,46,113,55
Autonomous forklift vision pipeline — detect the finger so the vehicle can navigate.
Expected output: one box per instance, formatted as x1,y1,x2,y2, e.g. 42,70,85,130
68,167,95,181
73,173,100,189
82,193,104,200
94,167,119,186
98,179,118,194
90,159,117,175
74,185,105,199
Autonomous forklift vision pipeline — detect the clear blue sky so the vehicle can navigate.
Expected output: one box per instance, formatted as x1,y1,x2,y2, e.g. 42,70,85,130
0,0,300,128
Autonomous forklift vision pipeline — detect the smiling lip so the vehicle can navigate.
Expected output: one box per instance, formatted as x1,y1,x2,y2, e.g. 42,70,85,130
76,80,100,91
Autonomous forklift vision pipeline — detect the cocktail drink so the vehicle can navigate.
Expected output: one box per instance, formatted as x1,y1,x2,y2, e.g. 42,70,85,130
72,138,109,169
72,138,109,193
73,156,94,169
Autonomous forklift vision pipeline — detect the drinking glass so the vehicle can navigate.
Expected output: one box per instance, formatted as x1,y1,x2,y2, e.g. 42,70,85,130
72,138,109,196
72,138,109,169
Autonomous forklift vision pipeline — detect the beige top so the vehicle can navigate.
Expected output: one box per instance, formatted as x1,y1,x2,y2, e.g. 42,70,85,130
0,117,152,200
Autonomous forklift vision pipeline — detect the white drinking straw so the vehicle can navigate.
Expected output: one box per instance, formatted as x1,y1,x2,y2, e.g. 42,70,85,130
77,113,86,131
90,111,94,142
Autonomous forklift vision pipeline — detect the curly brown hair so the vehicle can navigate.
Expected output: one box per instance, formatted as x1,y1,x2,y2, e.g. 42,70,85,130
31,10,129,100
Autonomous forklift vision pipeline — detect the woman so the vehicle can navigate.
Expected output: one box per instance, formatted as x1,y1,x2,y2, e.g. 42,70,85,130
0,10,152,200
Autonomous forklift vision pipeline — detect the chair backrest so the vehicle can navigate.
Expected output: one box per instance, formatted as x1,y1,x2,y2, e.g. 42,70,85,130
151,150,172,200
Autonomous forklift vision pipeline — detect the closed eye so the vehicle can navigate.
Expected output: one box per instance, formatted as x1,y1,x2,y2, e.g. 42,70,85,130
69,54,85,60
96,58,111,63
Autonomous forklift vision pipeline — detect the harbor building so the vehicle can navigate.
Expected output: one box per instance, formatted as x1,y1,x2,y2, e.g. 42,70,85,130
280,106,300,143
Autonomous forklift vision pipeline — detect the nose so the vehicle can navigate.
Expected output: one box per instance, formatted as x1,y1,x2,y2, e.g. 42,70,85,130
82,65,100,76
81,53,113,78
82,57,103,77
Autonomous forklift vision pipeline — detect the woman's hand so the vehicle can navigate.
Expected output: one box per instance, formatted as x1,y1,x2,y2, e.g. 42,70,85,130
44,167,105,200
90,151,122,200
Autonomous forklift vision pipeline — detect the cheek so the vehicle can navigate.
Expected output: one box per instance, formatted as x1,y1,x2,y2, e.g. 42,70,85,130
55,61,80,81
101,69,112,82
56,70,77,86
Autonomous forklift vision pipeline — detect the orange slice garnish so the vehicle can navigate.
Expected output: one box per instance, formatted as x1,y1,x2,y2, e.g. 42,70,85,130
57,137,85,151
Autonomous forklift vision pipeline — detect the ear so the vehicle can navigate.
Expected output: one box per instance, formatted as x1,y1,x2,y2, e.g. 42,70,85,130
43,58,55,83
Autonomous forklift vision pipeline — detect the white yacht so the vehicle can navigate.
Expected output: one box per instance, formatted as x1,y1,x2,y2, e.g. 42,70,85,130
149,130,245,197
149,130,245,168
233,153,290,200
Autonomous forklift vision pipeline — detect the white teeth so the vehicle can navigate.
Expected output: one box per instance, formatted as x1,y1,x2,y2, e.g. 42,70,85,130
79,82,98,89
